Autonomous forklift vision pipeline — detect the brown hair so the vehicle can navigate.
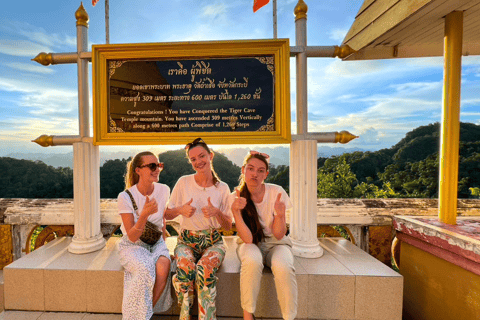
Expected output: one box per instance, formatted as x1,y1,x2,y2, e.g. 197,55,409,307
124,151,156,189
238,153,270,244
185,138,221,187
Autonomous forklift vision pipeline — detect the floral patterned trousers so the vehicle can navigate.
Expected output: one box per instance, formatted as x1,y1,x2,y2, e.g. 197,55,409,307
173,229,226,320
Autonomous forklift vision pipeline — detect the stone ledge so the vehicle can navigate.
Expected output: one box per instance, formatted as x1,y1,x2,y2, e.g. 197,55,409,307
3,198,480,227
3,236,403,319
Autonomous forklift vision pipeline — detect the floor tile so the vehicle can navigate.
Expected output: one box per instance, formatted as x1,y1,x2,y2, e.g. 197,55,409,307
2,310,43,320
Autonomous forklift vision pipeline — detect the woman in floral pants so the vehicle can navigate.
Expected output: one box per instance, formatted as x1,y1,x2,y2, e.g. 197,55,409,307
166,138,232,320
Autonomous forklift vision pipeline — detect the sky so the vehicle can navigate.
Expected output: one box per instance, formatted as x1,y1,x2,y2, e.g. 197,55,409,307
1,0,480,159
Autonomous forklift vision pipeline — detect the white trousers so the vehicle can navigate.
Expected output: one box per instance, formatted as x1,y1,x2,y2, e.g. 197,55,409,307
236,236,298,320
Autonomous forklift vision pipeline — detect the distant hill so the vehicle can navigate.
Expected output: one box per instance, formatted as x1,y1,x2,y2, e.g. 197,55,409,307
6,145,369,168
320,122,480,198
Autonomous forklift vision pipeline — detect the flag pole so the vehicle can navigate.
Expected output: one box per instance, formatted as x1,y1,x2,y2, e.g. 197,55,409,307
273,0,277,38
105,0,110,44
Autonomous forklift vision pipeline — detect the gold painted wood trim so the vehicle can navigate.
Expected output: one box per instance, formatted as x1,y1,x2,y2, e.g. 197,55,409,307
344,0,434,51
0,225,13,270
92,39,291,146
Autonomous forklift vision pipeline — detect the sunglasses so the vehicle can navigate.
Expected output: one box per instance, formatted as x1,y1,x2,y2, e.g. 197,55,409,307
138,162,164,171
185,137,206,150
250,150,270,162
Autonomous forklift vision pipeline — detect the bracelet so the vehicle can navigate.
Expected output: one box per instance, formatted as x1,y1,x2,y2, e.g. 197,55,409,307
133,225,144,232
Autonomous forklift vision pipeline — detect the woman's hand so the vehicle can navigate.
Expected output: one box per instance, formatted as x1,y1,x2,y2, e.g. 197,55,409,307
201,197,221,218
274,193,285,217
179,198,196,218
272,193,287,240
232,189,247,214
140,196,158,218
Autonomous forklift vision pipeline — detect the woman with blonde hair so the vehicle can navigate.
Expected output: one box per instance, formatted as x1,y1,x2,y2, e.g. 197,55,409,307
230,151,297,320
166,138,232,320
117,151,172,320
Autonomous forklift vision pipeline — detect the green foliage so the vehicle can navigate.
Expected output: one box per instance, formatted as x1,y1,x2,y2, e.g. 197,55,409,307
379,154,439,198
266,164,289,193
317,158,357,198
321,122,480,199
0,158,73,198
100,158,129,198
471,187,480,198
317,158,397,198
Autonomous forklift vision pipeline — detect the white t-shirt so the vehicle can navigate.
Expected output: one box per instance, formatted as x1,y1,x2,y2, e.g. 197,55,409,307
229,183,293,237
117,183,170,235
168,174,231,231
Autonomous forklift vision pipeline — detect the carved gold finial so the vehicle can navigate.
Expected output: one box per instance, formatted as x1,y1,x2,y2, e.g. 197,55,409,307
75,2,89,27
335,131,358,144
32,135,54,147
32,52,53,66
334,45,356,59
294,0,308,21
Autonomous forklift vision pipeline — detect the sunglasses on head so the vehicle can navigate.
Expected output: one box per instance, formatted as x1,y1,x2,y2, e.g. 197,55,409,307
138,162,164,171
250,150,270,162
185,137,206,150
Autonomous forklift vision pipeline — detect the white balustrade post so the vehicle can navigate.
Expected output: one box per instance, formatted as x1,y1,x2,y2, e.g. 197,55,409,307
290,140,323,257
69,142,105,254
289,0,323,258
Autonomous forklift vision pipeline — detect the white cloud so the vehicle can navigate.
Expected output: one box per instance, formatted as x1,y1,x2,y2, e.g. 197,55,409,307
329,28,348,42
1,20,76,55
0,77,77,117
202,2,228,19
0,40,51,57
0,117,79,147
3,62,54,74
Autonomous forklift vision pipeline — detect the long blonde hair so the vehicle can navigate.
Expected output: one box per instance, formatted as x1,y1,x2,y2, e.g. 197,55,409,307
124,151,156,189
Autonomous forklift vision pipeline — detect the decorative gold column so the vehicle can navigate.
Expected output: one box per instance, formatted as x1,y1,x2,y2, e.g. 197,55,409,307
439,11,463,225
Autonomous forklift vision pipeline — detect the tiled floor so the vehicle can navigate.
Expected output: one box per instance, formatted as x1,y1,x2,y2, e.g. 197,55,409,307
0,311,264,320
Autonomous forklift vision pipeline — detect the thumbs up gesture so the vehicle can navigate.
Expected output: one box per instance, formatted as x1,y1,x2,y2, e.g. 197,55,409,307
141,196,158,217
202,197,220,218
180,198,196,218
274,193,285,217
231,188,247,214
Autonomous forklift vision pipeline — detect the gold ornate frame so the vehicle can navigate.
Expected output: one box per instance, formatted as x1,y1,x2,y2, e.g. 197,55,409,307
92,39,290,145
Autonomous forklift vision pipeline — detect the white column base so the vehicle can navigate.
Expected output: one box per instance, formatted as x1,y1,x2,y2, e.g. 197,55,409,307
68,232,106,254
291,238,324,258
69,141,106,254
290,140,324,258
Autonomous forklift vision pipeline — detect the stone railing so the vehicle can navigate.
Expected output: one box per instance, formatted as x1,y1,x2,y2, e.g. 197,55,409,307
1,198,479,269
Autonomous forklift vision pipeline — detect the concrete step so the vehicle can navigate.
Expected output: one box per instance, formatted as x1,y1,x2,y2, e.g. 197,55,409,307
3,236,403,319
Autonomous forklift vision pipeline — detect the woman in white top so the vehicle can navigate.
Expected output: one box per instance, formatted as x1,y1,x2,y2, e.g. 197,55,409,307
165,138,232,320
117,151,172,320
230,151,298,320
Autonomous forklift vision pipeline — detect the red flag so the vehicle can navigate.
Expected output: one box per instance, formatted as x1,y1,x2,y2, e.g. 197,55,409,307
253,0,270,12
92,0,99,6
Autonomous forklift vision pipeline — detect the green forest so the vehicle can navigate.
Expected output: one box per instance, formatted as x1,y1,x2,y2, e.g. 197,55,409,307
1,122,479,199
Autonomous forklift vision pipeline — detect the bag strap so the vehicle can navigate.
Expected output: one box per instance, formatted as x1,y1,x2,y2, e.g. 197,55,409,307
125,189,139,217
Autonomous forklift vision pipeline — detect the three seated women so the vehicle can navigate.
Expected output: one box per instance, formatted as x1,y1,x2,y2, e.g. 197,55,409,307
117,139,297,320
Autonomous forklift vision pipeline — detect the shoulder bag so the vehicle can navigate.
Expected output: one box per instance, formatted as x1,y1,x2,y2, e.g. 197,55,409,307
125,189,163,245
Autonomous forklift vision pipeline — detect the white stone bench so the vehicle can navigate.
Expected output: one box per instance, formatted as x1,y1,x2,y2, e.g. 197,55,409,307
3,236,403,319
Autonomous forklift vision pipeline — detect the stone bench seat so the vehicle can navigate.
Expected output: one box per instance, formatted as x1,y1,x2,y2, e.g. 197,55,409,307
3,236,403,319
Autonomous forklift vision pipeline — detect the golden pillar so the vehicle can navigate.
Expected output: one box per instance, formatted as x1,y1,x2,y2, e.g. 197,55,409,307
439,11,463,225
